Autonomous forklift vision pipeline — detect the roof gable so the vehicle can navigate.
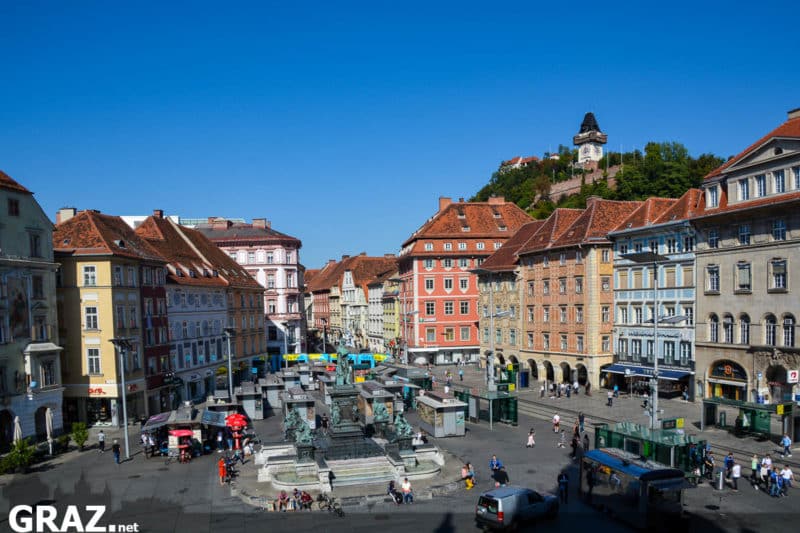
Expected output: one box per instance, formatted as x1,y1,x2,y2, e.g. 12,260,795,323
0,170,31,194
516,208,583,255
551,199,642,249
481,220,546,271
54,210,164,262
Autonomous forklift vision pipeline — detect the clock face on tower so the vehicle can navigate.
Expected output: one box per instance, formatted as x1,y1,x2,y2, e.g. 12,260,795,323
583,146,590,155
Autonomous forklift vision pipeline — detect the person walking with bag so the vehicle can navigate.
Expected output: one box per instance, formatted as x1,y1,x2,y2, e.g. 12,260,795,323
526,429,535,448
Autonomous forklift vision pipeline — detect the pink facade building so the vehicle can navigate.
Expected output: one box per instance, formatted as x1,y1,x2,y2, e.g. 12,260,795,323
398,196,532,365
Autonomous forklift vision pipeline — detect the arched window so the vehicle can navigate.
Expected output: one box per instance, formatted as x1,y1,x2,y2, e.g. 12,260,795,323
783,314,796,347
739,314,750,345
709,314,719,343
765,314,777,346
723,314,734,344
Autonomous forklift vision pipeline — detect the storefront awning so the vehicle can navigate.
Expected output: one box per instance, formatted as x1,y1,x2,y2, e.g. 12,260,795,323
602,364,692,381
142,411,172,431
200,409,228,428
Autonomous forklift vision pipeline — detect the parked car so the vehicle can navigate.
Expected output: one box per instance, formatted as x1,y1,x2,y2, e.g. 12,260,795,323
475,486,558,530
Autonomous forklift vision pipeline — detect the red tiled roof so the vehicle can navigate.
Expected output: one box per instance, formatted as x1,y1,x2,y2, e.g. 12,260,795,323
501,155,539,166
402,199,532,250
551,199,642,249
516,208,583,255
0,170,31,194
135,216,260,289
346,255,398,297
652,189,704,225
54,210,165,263
306,260,346,293
480,220,546,271
195,221,301,245
694,189,800,220
303,269,321,287
705,115,800,180
613,197,677,232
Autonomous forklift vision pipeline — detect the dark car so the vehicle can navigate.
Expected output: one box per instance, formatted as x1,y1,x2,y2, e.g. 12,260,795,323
475,486,558,530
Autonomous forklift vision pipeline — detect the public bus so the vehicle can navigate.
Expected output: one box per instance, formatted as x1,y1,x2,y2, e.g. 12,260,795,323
580,448,691,530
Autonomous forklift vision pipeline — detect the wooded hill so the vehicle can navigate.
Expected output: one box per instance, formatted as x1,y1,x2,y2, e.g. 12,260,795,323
471,142,725,219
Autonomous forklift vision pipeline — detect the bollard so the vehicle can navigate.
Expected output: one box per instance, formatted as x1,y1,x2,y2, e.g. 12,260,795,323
717,470,725,490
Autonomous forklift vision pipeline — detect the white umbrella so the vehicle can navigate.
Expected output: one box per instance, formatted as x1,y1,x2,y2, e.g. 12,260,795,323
45,407,54,455
13,415,23,444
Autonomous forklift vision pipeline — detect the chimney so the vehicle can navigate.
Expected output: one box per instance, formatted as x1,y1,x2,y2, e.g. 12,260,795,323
458,197,464,203
252,218,267,229
487,195,505,205
438,196,452,211
56,207,77,225
360,251,366,256
212,218,231,230
207,217,216,223
153,209,164,219
341,255,350,260
327,259,336,266
788,107,800,120
384,253,395,258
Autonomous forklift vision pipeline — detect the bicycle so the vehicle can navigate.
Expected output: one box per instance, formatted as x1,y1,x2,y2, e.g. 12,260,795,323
316,493,345,517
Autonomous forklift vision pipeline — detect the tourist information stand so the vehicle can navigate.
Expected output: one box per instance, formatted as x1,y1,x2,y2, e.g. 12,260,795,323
415,391,467,437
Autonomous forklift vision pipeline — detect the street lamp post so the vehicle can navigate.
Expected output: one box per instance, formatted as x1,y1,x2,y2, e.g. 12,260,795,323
321,318,327,353
109,337,133,461
282,322,289,370
223,328,235,396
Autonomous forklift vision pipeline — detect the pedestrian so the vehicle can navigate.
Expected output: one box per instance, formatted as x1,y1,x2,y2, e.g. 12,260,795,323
573,380,579,396
760,455,771,486
526,429,536,448
582,433,590,452
540,384,545,398
704,451,715,480
459,368,464,381
557,472,569,504
552,414,560,433
140,433,148,457
148,434,156,458
731,461,741,491
570,434,579,459
769,466,782,497
218,457,227,486
725,452,735,479
566,384,571,398
489,454,504,473
781,464,794,492
781,433,793,458
578,412,585,434
401,477,413,503
751,454,760,489
641,391,649,408
682,386,689,402
607,390,613,407
613,384,619,398
216,430,224,452
558,429,566,449
494,466,509,487
321,414,330,435
585,382,591,396
573,421,580,440
466,463,475,489
557,383,562,398
111,439,121,464
98,430,106,453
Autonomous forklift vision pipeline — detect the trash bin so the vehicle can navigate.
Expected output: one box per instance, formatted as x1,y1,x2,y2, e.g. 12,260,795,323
717,470,725,490
520,370,529,389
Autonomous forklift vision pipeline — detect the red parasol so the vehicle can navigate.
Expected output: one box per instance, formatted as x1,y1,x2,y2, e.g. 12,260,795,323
225,413,248,429
169,429,194,438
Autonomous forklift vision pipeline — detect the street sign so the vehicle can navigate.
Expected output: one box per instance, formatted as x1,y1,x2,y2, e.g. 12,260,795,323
788,369,799,384
661,417,684,430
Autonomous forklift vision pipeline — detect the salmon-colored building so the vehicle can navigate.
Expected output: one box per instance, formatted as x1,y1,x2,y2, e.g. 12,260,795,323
398,196,532,365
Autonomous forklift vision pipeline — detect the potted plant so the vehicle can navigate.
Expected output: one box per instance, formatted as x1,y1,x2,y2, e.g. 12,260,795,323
5,439,36,473
71,422,89,451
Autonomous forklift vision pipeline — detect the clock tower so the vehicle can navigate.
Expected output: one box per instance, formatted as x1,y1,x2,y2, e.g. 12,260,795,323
573,112,608,165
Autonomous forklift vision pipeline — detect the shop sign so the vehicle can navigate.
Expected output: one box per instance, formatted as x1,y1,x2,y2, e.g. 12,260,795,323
88,387,106,396
788,370,799,384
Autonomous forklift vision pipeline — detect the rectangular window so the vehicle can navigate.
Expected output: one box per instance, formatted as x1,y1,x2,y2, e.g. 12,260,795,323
576,250,582,264
602,336,610,352
795,166,800,189
7,198,20,216
527,281,534,296
739,179,750,200
87,348,101,375
618,338,628,355
29,233,42,257
602,249,610,263
115,305,125,329
773,220,787,241
543,333,550,351
460,301,469,314
543,255,549,267
619,307,628,324
738,224,751,245
560,335,567,351
495,329,502,345
267,274,275,288
575,306,583,323
680,342,691,365
631,339,641,357
444,243,452,251
483,327,489,342
424,243,433,251
619,243,628,255
83,265,97,286
770,259,787,290
649,240,658,253
458,242,467,250
509,329,517,346
664,341,675,364
559,278,566,294
666,238,677,254
646,340,654,362
444,301,454,315
460,326,470,341
736,263,751,292
425,278,434,291
755,174,766,197
31,275,44,299
634,242,642,253
683,236,694,252
601,277,610,291
542,280,549,294
559,306,567,323
527,332,534,348
634,307,643,324
129,306,137,328
774,170,785,193
459,258,469,268
84,307,98,330
708,186,719,207
684,306,694,326
559,252,566,265
706,265,720,292
602,306,610,323
425,301,435,315
618,270,629,289
543,307,550,323
576,335,584,353
442,258,453,268
708,229,719,249
424,259,434,269
575,277,583,293
527,307,534,322
459,277,468,290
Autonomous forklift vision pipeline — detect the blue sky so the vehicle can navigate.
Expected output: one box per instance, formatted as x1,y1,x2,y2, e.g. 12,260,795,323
2,1,798,269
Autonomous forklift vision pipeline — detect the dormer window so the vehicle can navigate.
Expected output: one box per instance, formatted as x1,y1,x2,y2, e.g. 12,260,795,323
707,186,719,208
738,179,750,201
461,226,471,232
114,239,126,248
424,242,433,251
189,270,197,278
498,225,507,231
444,243,452,251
